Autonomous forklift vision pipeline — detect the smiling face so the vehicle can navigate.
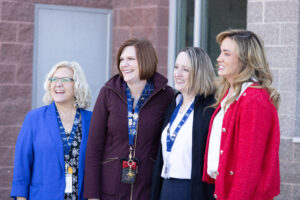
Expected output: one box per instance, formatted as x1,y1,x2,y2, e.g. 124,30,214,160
174,52,191,95
50,67,75,107
217,37,242,85
119,46,141,85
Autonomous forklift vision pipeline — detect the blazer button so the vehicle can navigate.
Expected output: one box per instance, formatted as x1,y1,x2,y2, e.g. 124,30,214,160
229,171,234,175
220,150,223,155
222,128,226,133
214,194,218,199
243,92,246,96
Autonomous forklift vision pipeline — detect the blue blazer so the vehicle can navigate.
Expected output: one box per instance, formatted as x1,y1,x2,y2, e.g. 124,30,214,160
11,102,92,200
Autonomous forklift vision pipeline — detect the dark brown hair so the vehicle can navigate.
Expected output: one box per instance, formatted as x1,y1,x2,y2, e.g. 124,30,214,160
116,38,157,80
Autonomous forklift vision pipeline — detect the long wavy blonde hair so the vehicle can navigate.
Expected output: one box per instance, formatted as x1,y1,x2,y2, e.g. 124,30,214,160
214,29,280,109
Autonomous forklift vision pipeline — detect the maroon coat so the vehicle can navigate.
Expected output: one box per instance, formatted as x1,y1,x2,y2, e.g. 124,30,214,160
84,73,174,200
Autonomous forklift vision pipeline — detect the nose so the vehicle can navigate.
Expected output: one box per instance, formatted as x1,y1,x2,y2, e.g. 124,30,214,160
217,54,222,63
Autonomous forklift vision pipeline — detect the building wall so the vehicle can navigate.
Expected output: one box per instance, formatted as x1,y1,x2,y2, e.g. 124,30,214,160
248,0,300,199
0,0,169,199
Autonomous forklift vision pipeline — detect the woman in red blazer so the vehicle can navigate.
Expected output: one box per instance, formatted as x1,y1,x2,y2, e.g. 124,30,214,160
202,29,280,200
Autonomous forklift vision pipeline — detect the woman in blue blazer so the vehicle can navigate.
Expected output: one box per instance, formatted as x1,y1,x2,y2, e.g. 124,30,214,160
11,61,92,200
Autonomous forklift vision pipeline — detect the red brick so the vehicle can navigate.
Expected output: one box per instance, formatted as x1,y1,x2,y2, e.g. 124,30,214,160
0,188,11,200
119,8,144,27
0,64,16,84
2,1,34,22
18,23,34,43
0,103,30,126
83,0,112,9
157,66,168,77
143,7,169,27
131,27,157,44
16,64,33,84
114,0,131,8
132,0,159,7
0,167,13,187
0,22,17,42
1,44,33,65
0,85,32,105
113,28,131,49
157,27,168,47
0,147,14,166
156,47,168,67
0,126,20,146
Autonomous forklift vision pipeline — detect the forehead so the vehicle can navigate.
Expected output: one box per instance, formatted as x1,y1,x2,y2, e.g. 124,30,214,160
220,37,237,52
175,52,191,67
53,67,73,77
121,46,136,57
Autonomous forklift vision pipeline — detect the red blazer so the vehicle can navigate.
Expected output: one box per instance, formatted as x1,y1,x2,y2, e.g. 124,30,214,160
203,86,280,200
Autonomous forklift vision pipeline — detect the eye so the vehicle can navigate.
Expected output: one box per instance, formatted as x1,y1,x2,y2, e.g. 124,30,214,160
49,77,57,82
174,65,178,69
129,57,136,60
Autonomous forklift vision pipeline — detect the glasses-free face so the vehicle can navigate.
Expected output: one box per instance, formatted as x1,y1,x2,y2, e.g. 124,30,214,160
119,46,141,85
217,37,242,85
50,67,75,107
49,77,74,83
174,51,191,95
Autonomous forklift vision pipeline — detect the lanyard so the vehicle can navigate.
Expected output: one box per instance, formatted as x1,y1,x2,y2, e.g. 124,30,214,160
55,106,81,156
166,98,194,152
126,81,153,146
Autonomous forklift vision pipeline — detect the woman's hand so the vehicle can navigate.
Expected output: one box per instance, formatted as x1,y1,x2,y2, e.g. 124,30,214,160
16,197,26,200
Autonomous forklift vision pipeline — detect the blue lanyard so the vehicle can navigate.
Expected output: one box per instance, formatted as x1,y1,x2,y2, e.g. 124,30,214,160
55,106,81,156
126,81,154,146
166,98,194,152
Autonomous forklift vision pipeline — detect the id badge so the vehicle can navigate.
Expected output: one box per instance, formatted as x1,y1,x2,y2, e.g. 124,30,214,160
120,158,139,184
65,173,72,193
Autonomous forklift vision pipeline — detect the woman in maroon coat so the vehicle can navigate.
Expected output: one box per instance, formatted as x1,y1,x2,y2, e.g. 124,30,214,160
84,38,174,200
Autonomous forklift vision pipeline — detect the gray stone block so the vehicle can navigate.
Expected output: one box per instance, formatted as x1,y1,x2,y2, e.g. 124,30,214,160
265,46,297,69
247,23,280,45
275,183,292,200
278,91,296,116
293,185,300,200
247,2,263,23
271,68,280,90
281,23,298,46
265,0,298,22
278,114,295,137
294,143,300,161
280,138,293,161
280,160,300,184
279,69,297,91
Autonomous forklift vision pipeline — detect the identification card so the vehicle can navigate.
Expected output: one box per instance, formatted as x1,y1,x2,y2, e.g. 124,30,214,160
120,158,139,184
65,173,72,193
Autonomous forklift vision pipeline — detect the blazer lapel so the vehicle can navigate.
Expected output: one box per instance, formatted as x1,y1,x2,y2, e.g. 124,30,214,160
46,102,65,173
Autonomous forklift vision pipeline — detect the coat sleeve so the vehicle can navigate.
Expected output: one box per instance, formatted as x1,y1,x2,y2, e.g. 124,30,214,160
11,112,34,199
227,94,279,200
84,87,109,198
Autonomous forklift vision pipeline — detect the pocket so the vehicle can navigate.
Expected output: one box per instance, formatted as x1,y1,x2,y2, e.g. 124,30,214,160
101,157,120,195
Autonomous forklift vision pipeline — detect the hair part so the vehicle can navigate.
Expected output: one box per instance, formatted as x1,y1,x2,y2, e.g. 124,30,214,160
43,61,91,109
116,38,157,80
178,47,216,97
214,29,280,109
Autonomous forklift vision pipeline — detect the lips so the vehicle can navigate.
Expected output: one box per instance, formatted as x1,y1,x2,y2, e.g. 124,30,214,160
218,65,224,70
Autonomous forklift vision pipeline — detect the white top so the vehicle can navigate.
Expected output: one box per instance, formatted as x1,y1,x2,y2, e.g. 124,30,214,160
161,95,194,179
207,82,253,179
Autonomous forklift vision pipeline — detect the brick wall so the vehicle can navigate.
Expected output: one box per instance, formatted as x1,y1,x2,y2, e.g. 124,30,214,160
0,0,169,199
248,0,300,199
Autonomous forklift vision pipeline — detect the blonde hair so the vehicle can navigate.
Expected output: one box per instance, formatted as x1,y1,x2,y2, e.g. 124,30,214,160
43,61,91,109
214,29,280,109
178,47,216,97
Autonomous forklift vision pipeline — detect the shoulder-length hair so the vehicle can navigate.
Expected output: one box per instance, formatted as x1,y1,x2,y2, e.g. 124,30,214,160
214,29,280,109
178,47,216,97
116,38,157,80
43,61,91,109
